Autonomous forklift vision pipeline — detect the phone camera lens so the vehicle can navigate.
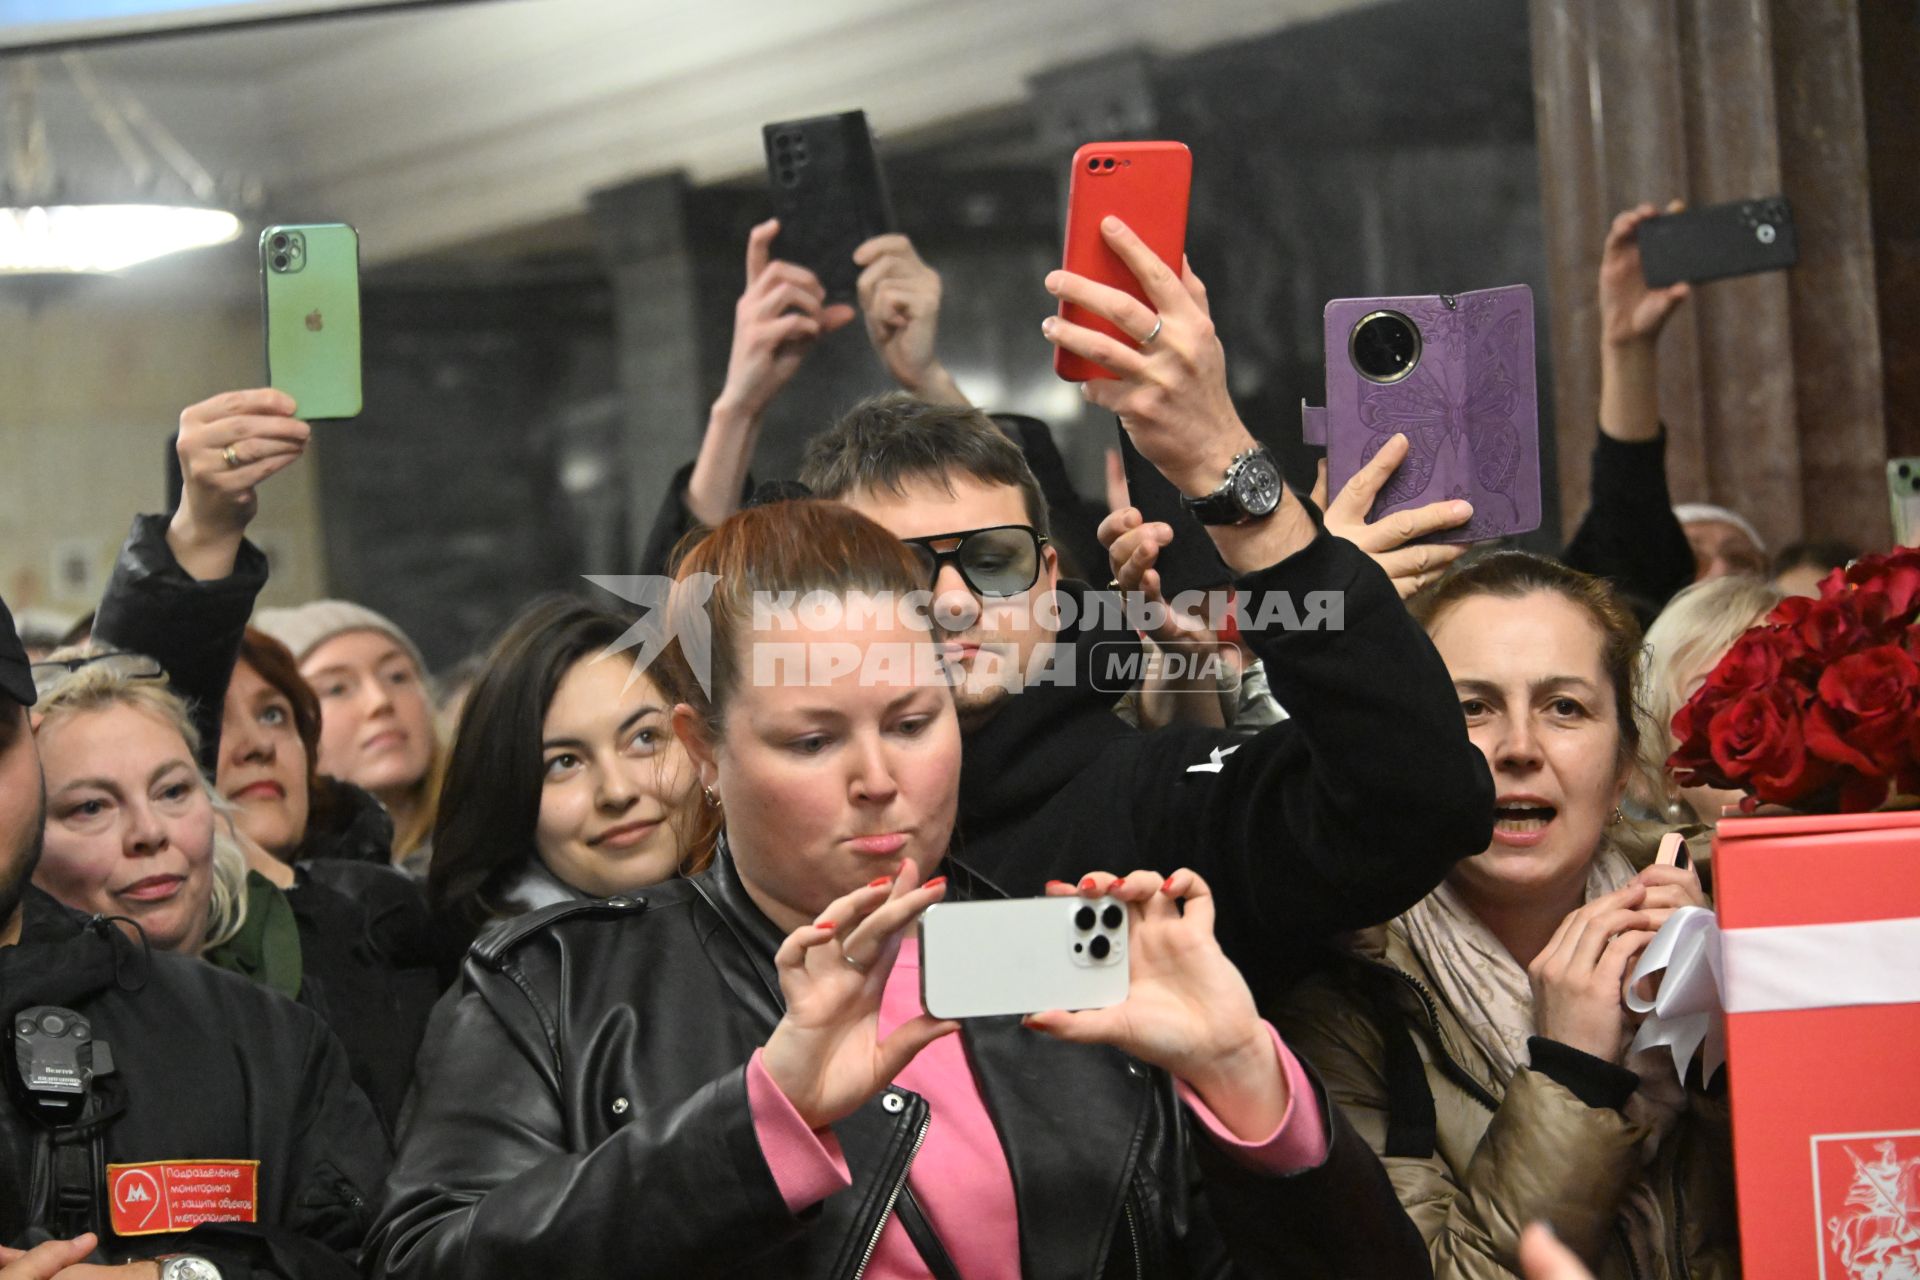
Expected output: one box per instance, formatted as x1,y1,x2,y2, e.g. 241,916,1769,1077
1756,224,1777,245
1101,904,1123,930
1102,158,1115,170
1074,905,1096,931
1089,934,1112,961
272,254,289,269
1087,157,1100,172
270,234,288,250
1350,311,1422,384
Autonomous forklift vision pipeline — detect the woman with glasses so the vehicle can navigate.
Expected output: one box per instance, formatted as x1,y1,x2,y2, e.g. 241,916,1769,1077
1,620,389,1279
29,652,439,1128
78,389,445,1127
28,650,435,1133
28,651,249,957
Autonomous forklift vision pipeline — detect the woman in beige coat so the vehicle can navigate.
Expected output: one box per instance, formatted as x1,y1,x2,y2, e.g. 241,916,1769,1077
1279,552,1741,1279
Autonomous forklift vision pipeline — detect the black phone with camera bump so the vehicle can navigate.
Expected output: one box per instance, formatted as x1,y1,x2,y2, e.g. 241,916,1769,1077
1639,197,1798,288
762,111,895,304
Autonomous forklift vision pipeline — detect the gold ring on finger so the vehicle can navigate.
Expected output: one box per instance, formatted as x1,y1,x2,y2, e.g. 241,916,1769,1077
223,445,241,469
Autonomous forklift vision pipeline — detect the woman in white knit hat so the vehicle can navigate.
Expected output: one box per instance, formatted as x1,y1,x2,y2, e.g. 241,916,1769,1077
253,599,445,873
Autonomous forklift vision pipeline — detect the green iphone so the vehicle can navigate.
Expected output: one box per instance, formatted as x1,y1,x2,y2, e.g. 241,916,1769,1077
261,223,362,420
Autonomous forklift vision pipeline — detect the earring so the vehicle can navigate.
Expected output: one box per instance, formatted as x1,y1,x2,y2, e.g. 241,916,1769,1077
1609,805,1624,826
703,786,721,808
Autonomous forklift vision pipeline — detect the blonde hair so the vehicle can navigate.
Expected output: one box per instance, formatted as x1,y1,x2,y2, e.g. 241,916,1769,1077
391,734,446,864
34,649,250,949
1635,576,1785,807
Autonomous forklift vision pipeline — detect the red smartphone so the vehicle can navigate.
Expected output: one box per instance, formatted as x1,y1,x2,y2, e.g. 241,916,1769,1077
1054,140,1192,383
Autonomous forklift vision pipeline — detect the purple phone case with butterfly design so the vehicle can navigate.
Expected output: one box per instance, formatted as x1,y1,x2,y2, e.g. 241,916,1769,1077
1301,285,1540,544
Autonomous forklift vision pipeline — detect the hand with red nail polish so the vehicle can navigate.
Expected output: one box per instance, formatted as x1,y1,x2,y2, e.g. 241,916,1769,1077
761,858,959,1131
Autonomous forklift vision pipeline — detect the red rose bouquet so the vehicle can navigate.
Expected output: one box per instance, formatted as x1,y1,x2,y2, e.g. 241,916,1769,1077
1669,546,1920,812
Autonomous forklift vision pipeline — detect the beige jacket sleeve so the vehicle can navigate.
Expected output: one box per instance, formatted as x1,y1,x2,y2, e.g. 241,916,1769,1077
1280,976,1651,1278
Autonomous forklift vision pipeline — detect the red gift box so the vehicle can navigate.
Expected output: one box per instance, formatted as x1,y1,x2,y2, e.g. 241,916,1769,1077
1712,809,1920,1279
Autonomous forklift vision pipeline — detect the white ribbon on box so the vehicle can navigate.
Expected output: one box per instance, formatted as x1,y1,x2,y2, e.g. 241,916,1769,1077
1626,907,1727,1083
1625,907,1920,1084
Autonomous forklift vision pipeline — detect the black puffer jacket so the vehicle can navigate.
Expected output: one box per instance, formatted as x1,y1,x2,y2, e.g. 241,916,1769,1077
369,853,1430,1279
1,889,389,1277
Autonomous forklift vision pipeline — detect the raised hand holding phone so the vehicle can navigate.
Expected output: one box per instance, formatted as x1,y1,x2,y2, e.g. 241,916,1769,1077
1599,202,1691,444
1045,215,1316,574
688,220,855,527
721,219,854,421
1024,869,1290,1142
167,388,309,581
1310,434,1472,598
853,233,966,406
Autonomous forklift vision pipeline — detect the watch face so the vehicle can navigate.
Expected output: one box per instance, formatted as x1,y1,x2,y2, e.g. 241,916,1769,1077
163,1258,222,1280
1234,455,1283,517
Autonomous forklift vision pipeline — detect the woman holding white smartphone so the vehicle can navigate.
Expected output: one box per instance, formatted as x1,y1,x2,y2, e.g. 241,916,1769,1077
371,499,1423,1279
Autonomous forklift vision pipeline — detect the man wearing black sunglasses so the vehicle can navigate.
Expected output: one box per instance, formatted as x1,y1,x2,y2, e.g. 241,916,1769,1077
797,217,1496,1003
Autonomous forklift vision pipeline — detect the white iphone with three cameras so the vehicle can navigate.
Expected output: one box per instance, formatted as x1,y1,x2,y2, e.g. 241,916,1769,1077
918,896,1130,1020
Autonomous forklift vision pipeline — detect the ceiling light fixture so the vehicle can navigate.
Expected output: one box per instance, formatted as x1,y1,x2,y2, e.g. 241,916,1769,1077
2,56,249,275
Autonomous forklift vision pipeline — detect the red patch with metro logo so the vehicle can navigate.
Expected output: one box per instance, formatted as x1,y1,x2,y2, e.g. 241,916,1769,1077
107,1160,260,1236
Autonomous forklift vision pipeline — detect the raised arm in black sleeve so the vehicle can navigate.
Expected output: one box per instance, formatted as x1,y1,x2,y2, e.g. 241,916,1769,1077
1561,428,1695,627
1130,517,1496,987
92,513,268,770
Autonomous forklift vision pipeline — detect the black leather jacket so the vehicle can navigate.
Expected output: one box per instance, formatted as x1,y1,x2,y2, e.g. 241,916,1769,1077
371,854,1429,1279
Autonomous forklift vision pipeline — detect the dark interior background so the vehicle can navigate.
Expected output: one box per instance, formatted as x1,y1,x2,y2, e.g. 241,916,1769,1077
320,0,1552,669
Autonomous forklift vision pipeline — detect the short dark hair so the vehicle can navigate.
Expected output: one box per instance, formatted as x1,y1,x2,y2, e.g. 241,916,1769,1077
799,393,1051,540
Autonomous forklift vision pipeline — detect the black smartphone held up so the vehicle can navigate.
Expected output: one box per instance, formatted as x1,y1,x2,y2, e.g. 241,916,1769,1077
1115,424,1233,596
1639,196,1798,288
762,110,895,304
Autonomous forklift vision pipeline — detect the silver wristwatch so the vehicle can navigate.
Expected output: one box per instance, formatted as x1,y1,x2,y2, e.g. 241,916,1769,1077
158,1256,223,1280
1180,444,1284,525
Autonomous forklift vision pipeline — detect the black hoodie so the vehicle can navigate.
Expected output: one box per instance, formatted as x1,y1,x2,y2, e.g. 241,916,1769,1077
952,512,1496,1001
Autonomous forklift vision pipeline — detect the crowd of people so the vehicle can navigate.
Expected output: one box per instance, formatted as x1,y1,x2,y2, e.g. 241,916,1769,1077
0,183,1871,1280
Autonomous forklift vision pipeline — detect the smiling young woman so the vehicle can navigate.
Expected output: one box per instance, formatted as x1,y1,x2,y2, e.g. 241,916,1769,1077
253,600,448,873
425,595,702,956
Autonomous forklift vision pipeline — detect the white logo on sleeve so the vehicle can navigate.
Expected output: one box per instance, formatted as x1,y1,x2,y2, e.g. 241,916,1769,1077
1187,744,1243,774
